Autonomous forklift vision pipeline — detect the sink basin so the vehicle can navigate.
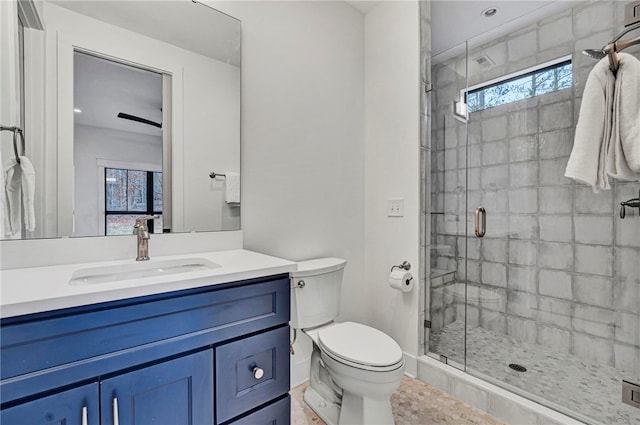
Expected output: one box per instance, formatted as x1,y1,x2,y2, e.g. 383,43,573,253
69,258,220,285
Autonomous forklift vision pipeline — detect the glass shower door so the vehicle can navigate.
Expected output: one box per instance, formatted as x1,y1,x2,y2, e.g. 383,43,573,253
463,48,541,392
427,46,468,370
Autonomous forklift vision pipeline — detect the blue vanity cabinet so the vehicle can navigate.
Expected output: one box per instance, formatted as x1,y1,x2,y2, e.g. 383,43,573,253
1,274,291,425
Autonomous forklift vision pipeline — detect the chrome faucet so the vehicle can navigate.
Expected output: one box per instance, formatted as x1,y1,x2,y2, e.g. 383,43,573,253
133,215,158,261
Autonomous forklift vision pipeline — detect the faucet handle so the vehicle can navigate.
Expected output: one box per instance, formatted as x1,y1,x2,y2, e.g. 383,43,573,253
134,215,159,227
133,215,159,235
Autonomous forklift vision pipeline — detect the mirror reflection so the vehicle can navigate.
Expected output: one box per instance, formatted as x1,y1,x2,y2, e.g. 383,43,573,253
74,52,165,237
1,0,241,240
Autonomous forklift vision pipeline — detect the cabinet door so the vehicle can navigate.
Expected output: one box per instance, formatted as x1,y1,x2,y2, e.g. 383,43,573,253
0,383,98,425
101,350,213,425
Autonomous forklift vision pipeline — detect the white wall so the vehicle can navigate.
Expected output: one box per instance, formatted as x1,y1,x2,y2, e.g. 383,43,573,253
214,0,421,382
364,1,421,368
212,0,367,385
72,125,162,237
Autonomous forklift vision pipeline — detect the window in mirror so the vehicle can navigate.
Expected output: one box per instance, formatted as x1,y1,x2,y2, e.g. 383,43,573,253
105,168,162,235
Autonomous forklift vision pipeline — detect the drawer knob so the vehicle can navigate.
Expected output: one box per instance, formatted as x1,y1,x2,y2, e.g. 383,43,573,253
253,367,264,380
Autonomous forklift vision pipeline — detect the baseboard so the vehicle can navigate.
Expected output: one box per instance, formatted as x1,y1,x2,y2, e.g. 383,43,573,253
403,351,417,378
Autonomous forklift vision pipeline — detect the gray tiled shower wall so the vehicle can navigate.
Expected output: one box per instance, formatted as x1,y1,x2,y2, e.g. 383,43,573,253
429,1,640,375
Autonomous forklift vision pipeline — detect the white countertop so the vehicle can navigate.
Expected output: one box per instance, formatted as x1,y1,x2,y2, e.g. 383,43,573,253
0,249,297,318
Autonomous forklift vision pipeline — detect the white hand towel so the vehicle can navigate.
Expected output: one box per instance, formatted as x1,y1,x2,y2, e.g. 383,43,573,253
225,172,240,205
565,56,615,191
606,53,640,182
3,156,36,235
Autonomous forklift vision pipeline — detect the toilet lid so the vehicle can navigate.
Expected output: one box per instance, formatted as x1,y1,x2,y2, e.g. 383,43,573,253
317,322,403,368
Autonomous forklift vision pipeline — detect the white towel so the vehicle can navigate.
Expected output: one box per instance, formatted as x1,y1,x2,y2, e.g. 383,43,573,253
4,156,36,235
225,172,240,205
606,53,640,181
565,56,615,191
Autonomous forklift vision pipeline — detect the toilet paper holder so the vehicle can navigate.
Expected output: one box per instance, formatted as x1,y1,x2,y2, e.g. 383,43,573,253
390,261,411,272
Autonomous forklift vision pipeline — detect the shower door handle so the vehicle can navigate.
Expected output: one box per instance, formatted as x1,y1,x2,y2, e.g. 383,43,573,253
474,207,486,238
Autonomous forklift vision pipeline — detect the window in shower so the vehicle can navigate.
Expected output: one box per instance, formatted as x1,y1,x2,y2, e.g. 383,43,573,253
465,55,572,113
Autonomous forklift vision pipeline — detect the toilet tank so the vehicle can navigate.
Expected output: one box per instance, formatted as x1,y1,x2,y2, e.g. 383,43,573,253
290,258,346,329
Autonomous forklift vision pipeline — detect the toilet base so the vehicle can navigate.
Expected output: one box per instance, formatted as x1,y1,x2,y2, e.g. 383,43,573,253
304,385,340,425
304,385,396,425
338,391,395,425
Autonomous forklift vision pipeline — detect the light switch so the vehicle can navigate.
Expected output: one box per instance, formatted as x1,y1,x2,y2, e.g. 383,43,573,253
388,199,404,217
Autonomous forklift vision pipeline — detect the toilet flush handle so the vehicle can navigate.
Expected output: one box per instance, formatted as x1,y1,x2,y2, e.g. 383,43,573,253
295,280,305,289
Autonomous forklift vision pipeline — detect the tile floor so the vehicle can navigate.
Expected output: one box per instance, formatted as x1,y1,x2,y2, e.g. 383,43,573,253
430,320,639,425
291,375,505,425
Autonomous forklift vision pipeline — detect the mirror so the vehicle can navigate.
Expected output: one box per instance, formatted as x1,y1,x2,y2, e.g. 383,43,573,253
2,0,241,240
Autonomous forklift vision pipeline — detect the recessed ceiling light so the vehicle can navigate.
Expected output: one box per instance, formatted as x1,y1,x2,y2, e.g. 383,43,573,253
481,7,499,18
73,108,82,113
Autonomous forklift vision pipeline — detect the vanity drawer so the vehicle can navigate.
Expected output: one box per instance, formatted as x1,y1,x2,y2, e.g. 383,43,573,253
215,325,290,423
227,395,290,425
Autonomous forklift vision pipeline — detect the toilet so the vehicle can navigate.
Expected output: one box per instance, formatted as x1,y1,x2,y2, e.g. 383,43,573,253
290,258,405,425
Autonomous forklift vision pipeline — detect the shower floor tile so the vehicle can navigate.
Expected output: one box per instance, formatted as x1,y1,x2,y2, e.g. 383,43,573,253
291,375,505,425
430,320,639,425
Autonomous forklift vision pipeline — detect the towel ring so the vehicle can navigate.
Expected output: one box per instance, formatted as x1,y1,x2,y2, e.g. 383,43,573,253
0,125,25,164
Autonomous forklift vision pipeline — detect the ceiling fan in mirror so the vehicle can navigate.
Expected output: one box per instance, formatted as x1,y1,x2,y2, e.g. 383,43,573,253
116,112,162,129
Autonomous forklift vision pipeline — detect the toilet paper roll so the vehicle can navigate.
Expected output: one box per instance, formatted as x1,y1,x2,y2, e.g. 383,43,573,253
389,269,414,292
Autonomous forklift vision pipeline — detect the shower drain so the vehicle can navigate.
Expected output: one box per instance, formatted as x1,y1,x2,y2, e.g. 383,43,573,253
508,363,527,372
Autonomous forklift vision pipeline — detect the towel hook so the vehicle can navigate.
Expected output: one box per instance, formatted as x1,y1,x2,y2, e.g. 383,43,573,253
620,189,640,219
209,172,226,179
607,43,620,74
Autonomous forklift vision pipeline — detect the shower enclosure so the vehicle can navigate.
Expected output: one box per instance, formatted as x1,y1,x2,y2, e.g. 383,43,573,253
425,2,640,424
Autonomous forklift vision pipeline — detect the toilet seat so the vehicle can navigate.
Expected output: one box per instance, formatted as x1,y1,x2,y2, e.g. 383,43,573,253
317,322,404,372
